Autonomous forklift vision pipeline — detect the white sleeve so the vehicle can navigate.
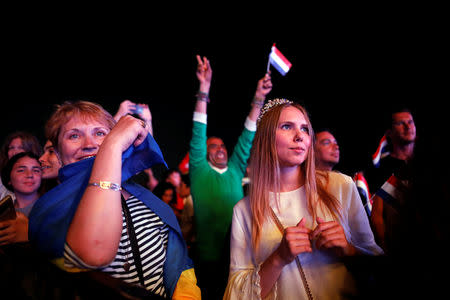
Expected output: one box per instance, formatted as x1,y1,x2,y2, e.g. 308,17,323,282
193,112,207,124
244,117,257,132
223,201,277,300
342,177,384,256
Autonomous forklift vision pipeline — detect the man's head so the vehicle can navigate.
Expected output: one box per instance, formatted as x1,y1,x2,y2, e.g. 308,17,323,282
387,109,416,146
314,129,339,171
179,173,191,198
207,136,228,169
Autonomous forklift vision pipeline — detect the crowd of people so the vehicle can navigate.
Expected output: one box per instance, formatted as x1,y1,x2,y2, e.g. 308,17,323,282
0,54,447,300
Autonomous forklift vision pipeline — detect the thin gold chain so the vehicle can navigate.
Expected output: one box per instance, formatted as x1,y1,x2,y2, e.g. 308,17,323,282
269,207,314,300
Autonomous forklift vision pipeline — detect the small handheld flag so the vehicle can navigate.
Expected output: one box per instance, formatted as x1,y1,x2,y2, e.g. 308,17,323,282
267,43,292,76
372,135,390,168
353,171,372,216
375,175,407,212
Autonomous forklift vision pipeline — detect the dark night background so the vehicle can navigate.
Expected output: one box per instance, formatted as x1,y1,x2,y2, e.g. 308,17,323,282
1,11,444,179
1,9,447,298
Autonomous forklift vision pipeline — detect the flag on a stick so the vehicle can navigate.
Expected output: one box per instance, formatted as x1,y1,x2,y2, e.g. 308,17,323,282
353,171,372,216
375,174,407,212
372,135,390,168
268,43,292,76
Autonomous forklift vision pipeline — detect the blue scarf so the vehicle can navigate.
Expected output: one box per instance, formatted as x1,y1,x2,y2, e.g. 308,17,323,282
29,134,193,297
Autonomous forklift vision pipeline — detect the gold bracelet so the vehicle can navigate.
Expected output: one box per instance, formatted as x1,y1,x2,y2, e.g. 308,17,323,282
88,181,122,191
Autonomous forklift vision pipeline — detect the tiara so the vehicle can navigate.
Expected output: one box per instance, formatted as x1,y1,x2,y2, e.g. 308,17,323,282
257,98,293,124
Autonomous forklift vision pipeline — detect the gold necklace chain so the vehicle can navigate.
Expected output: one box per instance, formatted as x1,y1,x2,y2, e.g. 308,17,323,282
269,207,314,300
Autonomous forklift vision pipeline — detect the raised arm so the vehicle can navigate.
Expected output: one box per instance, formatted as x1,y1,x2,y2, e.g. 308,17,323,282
114,100,135,122
248,72,272,122
115,100,153,136
194,55,212,114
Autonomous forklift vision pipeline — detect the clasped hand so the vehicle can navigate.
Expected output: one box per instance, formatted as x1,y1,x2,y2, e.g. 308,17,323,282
103,115,149,153
277,217,355,266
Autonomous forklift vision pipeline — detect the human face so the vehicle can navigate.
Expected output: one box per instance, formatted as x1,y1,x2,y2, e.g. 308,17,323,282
207,137,228,169
57,116,110,165
161,188,174,204
179,181,190,198
8,137,25,159
10,156,42,195
166,171,181,188
276,106,311,169
315,131,339,170
39,140,62,179
390,112,416,145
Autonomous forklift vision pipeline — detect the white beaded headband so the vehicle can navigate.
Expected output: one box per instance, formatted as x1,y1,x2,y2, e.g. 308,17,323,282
257,98,293,125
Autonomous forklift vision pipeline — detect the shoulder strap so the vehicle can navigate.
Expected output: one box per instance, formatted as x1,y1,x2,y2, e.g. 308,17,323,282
269,207,314,300
121,195,145,287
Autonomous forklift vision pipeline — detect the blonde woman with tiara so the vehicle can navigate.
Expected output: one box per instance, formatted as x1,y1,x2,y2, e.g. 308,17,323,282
223,99,383,300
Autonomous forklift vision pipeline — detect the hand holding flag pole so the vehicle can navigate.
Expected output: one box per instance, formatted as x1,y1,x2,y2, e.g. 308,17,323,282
267,43,292,76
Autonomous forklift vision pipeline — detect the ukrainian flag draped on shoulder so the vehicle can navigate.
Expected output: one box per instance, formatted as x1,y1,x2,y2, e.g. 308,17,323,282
28,134,195,298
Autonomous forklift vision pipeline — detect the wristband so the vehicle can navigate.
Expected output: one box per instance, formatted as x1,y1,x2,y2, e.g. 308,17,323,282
196,92,210,103
88,181,122,191
252,97,265,107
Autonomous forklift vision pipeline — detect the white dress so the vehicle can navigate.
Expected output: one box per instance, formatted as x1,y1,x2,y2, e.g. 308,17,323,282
224,172,383,300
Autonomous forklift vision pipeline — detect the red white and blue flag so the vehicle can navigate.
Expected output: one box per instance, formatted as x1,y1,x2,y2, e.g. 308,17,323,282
372,135,390,168
375,175,406,212
268,44,292,76
353,171,372,216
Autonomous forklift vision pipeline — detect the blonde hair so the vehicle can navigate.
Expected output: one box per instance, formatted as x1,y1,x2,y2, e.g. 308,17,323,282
249,101,341,250
45,100,116,152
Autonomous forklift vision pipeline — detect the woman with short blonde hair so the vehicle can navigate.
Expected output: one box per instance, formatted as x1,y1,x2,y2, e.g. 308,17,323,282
30,100,200,299
44,100,116,152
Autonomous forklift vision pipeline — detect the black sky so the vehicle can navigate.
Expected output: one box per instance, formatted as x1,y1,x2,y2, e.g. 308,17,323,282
2,15,443,178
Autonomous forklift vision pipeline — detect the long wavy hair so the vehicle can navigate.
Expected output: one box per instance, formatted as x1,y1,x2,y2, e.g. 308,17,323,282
249,101,341,251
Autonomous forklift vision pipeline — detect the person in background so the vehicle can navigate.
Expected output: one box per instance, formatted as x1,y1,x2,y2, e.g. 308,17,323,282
146,167,159,191
152,181,181,220
364,107,416,194
114,99,153,136
39,140,62,192
0,131,42,170
224,99,382,299
0,131,42,201
189,55,272,299
0,152,42,245
161,168,184,215
366,107,416,250
0,151,66,300
39,140,61,180
314,128,340,171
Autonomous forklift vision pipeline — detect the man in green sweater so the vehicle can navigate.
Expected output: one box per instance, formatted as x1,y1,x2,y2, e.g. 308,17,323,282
189,55,272,299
